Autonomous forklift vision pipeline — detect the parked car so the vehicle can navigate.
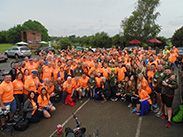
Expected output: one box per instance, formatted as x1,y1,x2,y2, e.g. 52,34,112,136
34,47,55,55
5,46,32,59
0,53,8,62
122,46,140,51
177,47,183,56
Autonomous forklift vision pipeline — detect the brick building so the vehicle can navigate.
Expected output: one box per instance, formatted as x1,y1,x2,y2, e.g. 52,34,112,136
21,30,41,48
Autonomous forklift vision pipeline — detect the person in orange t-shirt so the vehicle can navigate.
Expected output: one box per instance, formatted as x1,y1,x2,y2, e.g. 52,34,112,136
13,72,24,116
95,72,102,90
42,62,53,80
117,62,127,82
24,70,41,96
147,64,156,84
134,84,152,116
72,76,82,100
79,73,90,97
0,74,16,128
88,63,102,76
37,88,56,118
27,58,37,73
52,63,60,81
102,62,111,80
62,76,75,104
138,73,152,95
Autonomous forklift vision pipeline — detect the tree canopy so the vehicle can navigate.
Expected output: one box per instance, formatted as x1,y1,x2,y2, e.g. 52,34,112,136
120,0,161,45
172,26,183,47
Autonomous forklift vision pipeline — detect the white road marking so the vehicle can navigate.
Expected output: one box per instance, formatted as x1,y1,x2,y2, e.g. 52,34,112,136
49,99,90,137
135,117,143,137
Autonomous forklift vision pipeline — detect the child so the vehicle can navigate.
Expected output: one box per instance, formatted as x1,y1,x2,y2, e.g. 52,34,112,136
88,73,96,100
116,82,126,101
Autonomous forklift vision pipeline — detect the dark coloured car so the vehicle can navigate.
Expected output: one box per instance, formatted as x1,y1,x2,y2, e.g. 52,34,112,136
34,47,55,55
0,53,8,62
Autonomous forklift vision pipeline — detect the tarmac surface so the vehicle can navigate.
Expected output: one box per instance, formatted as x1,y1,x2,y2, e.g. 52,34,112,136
0,56,182,137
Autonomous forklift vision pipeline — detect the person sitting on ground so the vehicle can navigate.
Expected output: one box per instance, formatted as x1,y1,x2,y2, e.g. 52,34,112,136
97,77,111,103
54,77,63,103
23,91,42,123
37,88,56,118
116,82,126,101
134,84,152,116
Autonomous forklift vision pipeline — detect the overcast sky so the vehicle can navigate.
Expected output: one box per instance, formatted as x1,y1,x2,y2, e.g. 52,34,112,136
0,0,183,38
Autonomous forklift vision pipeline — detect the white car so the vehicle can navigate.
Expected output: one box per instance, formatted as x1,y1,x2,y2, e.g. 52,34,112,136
5,46,32,59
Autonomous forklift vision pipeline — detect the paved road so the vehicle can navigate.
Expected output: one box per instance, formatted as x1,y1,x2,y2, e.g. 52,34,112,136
0,57,182,137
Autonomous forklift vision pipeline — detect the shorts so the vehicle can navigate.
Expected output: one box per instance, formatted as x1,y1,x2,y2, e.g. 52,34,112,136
3,99,17,114
161,94,174,107
40,103,53,112
90,89,95,93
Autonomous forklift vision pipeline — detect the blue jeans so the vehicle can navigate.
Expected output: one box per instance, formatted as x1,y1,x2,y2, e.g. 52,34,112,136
90,89,95,93
4,99,17,114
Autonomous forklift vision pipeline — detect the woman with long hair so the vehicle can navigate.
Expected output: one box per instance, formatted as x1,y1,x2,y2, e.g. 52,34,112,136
23,91,42,123
37,88,56,118
12,72,24,119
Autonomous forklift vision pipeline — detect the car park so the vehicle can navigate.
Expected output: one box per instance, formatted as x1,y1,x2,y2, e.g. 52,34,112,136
0,53,8,62
5,46,32,59
34,47,55,55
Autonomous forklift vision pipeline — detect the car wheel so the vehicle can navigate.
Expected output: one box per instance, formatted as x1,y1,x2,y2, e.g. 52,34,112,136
5,53,9,58
15,54,19,59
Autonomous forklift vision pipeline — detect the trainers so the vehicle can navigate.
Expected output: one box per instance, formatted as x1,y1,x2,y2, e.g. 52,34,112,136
153,108,159,113
121,97,126,102
152,104,158,108
13,115,20,122
131,107,137,113
110,97,115,101
155,111,163,117
128,103,132,108
166,121,171,128
7,119,16,126
113,97,118,102
101,98,107,103
136,112,140,115
1,125,10,133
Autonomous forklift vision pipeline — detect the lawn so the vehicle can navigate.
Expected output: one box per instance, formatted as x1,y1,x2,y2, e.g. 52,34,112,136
0,43,15,54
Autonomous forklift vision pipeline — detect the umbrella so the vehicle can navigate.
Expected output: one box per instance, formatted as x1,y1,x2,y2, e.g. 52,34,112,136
16,41,28,45
129,39,141,44
147,38,162,43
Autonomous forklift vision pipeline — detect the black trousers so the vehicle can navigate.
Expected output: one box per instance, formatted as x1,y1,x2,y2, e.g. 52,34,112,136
27,110,42,123
14,94,23,112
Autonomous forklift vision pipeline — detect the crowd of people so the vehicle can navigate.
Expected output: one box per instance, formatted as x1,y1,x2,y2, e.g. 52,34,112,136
0,45,179,132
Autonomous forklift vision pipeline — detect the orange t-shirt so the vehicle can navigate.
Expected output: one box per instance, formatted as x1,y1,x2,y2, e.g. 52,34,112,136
37,94,50,108
27,64,37,73
63,81,74,94
169,53,178,63
24,76,40,94
33,62,40,70
53,68,60,81
138,89,152,104
0,81,14,103
42,66,53,80
147,70,155,83
37,85,48,95
12,79,24,94
117,67,127,81
139,79,152,95
89,67,102,75
95,77,102,88
72,78,81,90
102,67,111,80
48,86,54,94
79,76,89,88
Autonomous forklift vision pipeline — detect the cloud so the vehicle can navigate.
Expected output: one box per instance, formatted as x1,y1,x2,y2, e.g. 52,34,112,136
169,19,183,27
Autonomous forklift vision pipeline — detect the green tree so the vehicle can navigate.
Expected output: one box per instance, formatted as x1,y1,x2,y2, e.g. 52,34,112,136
22,19,49,41
59,38,72,49
120,0,161,44
172,26,183,47
0,31,8,43
90,32,112,48
6,25,22,43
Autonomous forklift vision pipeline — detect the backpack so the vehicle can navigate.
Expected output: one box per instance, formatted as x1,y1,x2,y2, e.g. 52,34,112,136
13,118,29,131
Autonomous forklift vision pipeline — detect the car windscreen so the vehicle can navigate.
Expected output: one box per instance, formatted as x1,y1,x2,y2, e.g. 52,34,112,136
20,47,29,50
